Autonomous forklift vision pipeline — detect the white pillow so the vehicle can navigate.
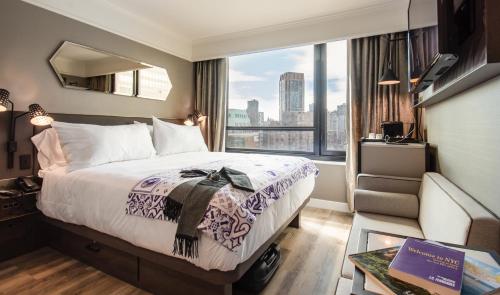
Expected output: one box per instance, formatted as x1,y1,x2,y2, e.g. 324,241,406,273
134,121,153,138
51,121,156,171
152,116,208,156
31,128,67,171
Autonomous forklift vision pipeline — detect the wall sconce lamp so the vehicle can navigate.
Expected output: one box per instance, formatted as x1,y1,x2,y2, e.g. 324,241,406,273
184,110,207,126
0,89,53,169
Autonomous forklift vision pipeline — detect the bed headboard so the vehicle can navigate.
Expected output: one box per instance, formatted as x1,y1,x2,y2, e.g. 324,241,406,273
0,112,186,180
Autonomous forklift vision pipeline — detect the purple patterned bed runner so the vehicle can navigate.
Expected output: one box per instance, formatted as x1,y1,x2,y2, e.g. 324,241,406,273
126,154,318,251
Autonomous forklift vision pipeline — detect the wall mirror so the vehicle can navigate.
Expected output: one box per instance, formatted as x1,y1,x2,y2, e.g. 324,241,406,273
49,41,171,101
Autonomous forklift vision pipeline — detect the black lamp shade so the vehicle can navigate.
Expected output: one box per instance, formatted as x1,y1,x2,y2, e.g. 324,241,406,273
0,89,10,112
378,68,400,85
28,103,53,126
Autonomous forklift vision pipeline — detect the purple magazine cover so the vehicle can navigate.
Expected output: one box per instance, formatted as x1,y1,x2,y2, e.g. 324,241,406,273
389,238,465,292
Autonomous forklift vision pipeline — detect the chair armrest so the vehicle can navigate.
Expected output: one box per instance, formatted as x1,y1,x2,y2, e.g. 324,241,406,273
357,174,421,195
354,189,419,218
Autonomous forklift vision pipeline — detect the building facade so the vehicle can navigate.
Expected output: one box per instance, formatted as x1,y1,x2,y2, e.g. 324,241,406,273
279,72,305,121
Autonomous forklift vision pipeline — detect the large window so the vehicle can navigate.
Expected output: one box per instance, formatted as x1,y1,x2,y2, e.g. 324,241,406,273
137,67,171,100
226,41,347,160
112,67,171,100
326,41,348,152
114,71,134,96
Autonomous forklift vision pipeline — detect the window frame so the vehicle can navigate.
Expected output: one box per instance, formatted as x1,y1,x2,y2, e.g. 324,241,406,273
225,43,347,162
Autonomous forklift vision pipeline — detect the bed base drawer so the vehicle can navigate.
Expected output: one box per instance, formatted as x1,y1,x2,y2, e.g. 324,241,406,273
139,259,232,295
41,202,307,295
47,226,138,284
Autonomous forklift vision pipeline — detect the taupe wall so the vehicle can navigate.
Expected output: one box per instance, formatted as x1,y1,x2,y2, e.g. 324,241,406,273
0,0,193,118
310,162,347,204
426,76,500,217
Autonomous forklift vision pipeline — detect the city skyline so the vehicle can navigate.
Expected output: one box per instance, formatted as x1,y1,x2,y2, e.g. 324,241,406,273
228,69,346,128
227,41,347,152
229,41,347,121
227,95,347,151
227,72,347,152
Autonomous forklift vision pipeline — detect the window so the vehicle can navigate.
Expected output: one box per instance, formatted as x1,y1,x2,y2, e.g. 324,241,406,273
137,67,171,100
226,41,347,160
114,71,134,96
113,66,171,100
326,41,348,152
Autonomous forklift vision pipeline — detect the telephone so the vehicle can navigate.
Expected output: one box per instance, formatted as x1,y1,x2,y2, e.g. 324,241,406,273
15,177,41,193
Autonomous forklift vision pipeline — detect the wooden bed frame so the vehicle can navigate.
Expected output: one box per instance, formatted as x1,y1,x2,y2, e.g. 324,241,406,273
29,113,311,294
42,198,308,295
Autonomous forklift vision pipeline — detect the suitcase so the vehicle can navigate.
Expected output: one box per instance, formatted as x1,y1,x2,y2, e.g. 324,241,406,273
235,243,281,292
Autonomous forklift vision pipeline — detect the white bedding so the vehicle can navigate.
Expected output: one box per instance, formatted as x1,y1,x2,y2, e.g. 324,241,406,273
38,152,314,271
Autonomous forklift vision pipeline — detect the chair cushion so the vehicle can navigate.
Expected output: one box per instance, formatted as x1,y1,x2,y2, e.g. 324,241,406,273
335,278,353,295
341,212,423,279
357,174,422,195
354,189,419,218
360,142,426,178
418,173,472,246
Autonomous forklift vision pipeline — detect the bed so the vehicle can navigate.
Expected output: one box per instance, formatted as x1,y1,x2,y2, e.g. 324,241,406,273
33,115,316,295
39,152,315,271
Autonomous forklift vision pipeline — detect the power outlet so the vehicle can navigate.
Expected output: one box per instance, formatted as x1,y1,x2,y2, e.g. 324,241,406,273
19,154,31,170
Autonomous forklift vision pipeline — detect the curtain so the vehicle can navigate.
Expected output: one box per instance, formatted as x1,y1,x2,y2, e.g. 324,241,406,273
88,74,113,92
194,58,229,152
345,32,412,211
411,26,438,75
411,26,438,139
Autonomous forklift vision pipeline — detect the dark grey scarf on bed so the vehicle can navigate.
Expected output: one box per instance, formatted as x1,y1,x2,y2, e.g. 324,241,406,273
164,167,254,258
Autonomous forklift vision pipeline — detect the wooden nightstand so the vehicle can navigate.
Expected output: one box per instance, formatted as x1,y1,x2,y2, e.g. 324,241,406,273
0,178,46,262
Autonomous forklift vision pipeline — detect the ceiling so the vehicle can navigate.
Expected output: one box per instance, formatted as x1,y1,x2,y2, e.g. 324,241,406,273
103,0,397,41
21,0,436,61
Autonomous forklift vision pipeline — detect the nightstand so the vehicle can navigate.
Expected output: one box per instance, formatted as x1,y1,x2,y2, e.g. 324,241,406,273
0,178,46,262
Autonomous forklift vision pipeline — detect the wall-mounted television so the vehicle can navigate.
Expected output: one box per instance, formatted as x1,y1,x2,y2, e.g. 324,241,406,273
409,0,478,94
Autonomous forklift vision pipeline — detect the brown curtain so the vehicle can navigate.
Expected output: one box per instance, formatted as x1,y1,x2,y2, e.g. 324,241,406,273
194,58,229,152
88,74,113,92
411,26,438,74
410,26,438,140
346,32,412,211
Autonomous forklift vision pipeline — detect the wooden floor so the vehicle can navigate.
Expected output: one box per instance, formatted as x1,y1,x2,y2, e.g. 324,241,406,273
0,208,352,295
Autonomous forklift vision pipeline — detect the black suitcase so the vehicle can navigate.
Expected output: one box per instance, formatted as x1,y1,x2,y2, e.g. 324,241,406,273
235,243,281,292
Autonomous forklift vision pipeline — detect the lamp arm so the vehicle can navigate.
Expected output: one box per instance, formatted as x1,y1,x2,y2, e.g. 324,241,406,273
13,111,29,120
383,37,390,71
10,111,29,142
7,103,29,168
387,38,393,69
6,100,19,169
7,99,14,139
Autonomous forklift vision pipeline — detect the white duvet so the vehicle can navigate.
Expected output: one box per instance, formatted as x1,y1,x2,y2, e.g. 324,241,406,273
38,152,314,271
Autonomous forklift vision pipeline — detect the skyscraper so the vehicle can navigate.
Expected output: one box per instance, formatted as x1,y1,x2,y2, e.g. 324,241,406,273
279,72,304,121
246,99,259,126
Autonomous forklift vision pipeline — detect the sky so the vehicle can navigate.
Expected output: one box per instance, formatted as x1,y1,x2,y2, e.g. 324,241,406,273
228,40,347,121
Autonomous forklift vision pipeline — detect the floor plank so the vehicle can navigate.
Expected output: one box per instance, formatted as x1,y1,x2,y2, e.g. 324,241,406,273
0,208,352,295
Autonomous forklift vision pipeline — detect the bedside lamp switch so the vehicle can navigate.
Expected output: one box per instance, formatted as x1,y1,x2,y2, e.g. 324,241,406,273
19,154,31,170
